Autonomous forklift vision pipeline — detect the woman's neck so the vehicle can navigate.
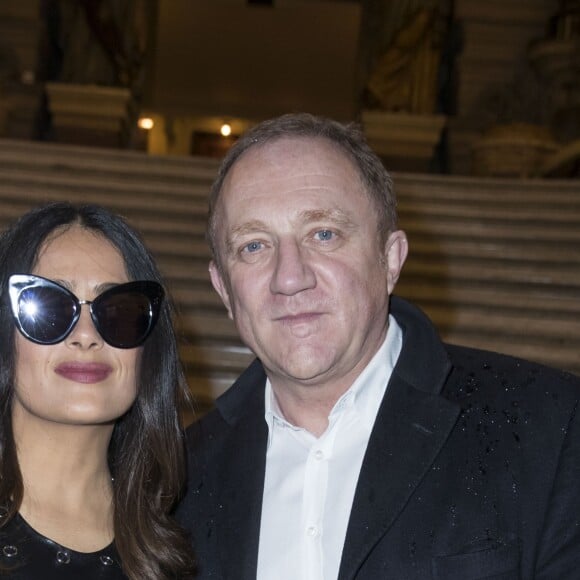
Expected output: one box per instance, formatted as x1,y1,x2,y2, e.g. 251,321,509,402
13,412,116,552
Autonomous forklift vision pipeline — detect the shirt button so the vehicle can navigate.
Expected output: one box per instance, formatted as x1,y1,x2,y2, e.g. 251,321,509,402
314,449,324,461
306,526,319,537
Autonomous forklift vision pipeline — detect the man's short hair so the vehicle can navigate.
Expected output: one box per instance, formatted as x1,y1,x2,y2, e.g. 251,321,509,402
207,113,398,268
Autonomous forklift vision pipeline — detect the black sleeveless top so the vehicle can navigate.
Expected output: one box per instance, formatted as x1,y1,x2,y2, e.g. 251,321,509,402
0,514,126,578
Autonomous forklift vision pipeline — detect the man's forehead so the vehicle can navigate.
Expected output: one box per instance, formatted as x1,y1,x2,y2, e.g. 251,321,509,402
223,135,359,189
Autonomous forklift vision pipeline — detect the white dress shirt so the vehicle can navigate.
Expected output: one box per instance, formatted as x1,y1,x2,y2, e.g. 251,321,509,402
256,315,403,580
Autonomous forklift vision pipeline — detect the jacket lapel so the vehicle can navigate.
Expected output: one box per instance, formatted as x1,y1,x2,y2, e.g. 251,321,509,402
338,374,460,579
338,296,462,579
214,360,269,580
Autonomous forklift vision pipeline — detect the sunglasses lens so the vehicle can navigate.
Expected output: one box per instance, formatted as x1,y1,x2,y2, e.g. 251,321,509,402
10,275,162,349
93,290,154,348
17,286,76,344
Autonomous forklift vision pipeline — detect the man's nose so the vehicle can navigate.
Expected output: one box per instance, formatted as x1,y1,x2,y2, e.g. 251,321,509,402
269,240,316,296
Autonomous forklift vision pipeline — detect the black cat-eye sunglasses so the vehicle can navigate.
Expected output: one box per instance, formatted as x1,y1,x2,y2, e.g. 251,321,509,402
8,274,164,349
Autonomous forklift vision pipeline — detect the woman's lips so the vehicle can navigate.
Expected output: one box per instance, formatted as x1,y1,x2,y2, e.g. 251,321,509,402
55,362,113,384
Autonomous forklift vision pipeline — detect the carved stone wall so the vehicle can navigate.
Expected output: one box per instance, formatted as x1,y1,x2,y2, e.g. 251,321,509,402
448,0,558,174
0,0,43,139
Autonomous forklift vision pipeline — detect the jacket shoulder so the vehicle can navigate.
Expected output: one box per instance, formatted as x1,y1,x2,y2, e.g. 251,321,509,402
442,343,580,418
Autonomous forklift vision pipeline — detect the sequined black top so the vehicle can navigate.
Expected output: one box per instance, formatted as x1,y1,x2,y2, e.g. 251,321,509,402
0,514,126,578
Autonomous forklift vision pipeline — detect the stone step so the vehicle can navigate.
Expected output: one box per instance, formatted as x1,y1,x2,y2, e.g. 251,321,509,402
401,218,580,243
2,170,580,225
158,258,580,292
396,281,580,312
170,283,580,317
2,185,579,247
184,344,580,408
68,230,576,269
180,343,252,373
176,311,580,391
0,208,209,240
179,330,580,405
398,200,580,223
142,234,580,269
0,179,208,217
177,306,580,346
2,175,580,220
409,239,580,265
0,138,220,185
395,173,580,204
179,337,580,387
3,138,579,205
402,260,580,288
0,138,578,405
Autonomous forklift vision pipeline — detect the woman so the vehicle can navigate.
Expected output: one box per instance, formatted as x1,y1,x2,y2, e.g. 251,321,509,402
0,202,195,578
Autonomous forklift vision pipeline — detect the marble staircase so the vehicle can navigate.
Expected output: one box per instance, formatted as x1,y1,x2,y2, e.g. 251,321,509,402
0,138,578,412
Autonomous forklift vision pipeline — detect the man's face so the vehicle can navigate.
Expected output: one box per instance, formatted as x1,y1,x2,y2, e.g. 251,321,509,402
210,137,407,393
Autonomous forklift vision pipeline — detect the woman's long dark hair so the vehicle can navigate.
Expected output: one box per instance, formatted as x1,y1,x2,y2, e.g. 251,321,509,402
0,202,195,578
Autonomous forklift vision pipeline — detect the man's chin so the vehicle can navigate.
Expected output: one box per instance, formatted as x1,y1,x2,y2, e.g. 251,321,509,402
266,353,338,386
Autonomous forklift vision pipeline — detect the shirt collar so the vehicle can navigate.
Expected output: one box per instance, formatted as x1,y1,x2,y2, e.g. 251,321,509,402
264,314,403,442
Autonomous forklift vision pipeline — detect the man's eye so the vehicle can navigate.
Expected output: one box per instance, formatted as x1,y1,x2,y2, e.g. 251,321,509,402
243,241,262,253
314,230,334,242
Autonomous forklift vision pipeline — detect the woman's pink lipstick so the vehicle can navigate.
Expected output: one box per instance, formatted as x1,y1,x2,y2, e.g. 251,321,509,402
55,362,112,384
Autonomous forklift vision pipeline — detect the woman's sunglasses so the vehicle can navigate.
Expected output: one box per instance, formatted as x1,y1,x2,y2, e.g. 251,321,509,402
8,274,164,349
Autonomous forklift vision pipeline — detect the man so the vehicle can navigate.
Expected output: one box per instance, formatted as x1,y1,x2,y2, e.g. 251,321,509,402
177,113,580,579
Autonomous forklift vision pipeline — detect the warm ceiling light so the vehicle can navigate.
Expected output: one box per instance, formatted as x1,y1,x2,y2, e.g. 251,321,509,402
138,117,154,130
220,123,232,137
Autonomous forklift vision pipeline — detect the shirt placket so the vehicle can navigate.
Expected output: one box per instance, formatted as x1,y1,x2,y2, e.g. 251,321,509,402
301,417,340,580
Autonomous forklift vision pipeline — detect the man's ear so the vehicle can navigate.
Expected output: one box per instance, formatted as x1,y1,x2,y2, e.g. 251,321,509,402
383,230,408,295
209,260,233,319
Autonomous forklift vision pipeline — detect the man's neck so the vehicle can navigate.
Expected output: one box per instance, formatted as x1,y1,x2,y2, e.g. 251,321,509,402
270,381,349,437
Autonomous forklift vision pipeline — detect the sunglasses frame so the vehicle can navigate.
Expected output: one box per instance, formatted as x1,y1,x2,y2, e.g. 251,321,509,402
8,274,164,349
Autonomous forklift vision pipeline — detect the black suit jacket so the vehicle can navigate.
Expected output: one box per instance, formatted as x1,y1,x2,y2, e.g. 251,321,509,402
177,297,580,579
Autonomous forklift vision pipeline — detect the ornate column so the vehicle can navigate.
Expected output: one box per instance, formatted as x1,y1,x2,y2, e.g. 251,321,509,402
447,0,556,174
529,0,580,143
42,0,154,148
359,0,449,172
469,0,580,177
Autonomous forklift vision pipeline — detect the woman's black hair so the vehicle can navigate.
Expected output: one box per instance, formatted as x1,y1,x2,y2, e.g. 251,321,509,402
0,202,195,578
